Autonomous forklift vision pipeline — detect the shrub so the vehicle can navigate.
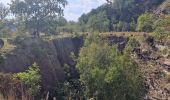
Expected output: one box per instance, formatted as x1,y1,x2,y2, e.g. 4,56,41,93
13,63,41,96
76,40,143,100
124,37,140,53
153,16,170,41
137,13,153,32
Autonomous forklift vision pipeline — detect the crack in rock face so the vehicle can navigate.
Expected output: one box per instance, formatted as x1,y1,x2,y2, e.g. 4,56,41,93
0,36,84,93
0,39,4,49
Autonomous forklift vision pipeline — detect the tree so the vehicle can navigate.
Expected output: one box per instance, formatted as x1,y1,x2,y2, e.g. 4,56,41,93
57,17,67,27
76,37,143,100
0,3,10,37
10,0,67,35
86,11,110,32
137,13,153,32
78,14,88,32
0,3,9,21
58,21,80,34
79,0,163,32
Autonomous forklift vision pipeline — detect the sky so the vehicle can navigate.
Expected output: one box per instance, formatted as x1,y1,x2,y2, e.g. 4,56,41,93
0,0,106,21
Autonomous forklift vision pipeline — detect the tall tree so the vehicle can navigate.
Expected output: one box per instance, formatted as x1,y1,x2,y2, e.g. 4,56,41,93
79,0,164,32
86,11,110,32
10,0,67,35
0,3,9,21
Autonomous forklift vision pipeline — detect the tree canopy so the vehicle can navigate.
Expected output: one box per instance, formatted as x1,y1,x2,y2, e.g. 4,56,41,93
76,36,143,100
0,3,9,21
10,0,67,34
137,13,153,32
79,0,165,32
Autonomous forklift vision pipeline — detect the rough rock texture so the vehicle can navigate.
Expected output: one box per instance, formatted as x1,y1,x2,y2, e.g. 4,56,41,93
133,38,170,100
1,34,169,100
0,35,129,99
0,35,128,91
100,35,128,51
0,36,83,90
0,39,4,49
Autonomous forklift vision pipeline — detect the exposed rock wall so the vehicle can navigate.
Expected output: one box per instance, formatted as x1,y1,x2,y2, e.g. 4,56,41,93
0,36,83,90
0,39,4,49
0,35,127,93
100,35,128,51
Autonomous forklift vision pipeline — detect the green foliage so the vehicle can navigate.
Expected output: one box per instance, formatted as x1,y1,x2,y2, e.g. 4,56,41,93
79,0,163,32
153,16,170,41
63,79,84,99
13,63,41,96
0,3,9,21
124,37,140,53
79,14,88,32
0,20,14,38
62,64,84,99
57,21,80,34
84,32,100,46
76,40,143,100
86,11,110,32
57,17,68,27
155,16,170,27
10,0,67,34
154,28,167,41
137,13,153,32
0,2,11,38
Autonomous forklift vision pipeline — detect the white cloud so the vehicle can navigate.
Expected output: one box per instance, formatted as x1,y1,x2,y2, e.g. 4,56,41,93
64,11,80,21
64,0,106,21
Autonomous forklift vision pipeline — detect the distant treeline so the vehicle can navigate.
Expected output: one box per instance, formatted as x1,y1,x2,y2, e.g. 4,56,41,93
0,0,165,36
78,0,164,32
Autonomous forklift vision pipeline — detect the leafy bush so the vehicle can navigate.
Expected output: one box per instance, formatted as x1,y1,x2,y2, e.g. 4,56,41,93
13,63,41,96
76,40,143,100
84,32,100,46
124,37,140,53
137,13,153,32
153,15,170,41
79,0,163,32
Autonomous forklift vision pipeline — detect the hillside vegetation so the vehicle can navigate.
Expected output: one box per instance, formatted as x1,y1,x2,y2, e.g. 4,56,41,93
0,0,170,100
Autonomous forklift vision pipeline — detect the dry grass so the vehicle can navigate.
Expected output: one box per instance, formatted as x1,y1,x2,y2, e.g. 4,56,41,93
100,32,151,36
99,32,152,42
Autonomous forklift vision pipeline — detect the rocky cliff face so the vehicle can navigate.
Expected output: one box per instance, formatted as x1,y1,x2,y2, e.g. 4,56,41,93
0,39,4,49
0,35,128,96
1,34,169,99
0,36,83,90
